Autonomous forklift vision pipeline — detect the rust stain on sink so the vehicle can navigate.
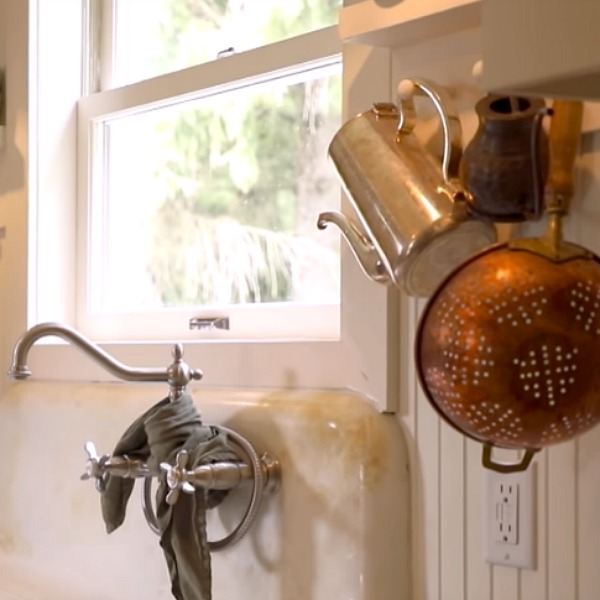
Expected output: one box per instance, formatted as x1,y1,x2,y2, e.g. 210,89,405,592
228,390,394,490
0,529,30,555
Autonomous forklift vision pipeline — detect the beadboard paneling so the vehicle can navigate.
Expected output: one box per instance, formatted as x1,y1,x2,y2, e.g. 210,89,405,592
392,26,600,600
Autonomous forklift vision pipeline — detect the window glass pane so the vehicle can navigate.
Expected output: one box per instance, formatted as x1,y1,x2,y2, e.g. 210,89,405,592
113,0,343,85
91,66,341,313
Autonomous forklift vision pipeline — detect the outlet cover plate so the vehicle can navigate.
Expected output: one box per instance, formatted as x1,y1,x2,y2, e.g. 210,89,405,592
485,463,536,570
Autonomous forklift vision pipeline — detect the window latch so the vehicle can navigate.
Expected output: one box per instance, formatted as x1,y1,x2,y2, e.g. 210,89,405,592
189,316,230,331
217,47,235,59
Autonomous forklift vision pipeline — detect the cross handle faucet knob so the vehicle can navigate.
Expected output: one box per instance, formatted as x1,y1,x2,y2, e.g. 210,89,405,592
160,449,195,505
80,440,110,492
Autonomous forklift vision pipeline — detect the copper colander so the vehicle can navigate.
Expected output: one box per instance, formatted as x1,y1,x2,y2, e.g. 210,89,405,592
416,100,592,472
417,247,600,446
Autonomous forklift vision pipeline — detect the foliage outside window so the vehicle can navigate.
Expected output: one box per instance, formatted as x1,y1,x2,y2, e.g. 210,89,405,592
86,0,342,329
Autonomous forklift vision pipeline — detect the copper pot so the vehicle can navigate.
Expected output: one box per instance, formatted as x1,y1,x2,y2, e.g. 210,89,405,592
415,100,595,473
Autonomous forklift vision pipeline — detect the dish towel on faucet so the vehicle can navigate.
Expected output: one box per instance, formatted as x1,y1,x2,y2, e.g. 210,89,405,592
100,392,236,600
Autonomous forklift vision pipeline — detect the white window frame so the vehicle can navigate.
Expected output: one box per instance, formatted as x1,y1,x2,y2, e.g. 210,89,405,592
25,0,400,412
77,25,342,343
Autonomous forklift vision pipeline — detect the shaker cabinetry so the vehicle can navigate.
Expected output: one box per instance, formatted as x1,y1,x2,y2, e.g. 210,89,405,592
340,0,600,101
482,0,600,100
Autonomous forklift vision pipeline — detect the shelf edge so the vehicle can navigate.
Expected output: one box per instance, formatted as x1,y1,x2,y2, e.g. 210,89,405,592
339,0,481,47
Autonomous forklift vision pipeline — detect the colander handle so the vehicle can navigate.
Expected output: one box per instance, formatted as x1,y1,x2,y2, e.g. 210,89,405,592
482,443,539,473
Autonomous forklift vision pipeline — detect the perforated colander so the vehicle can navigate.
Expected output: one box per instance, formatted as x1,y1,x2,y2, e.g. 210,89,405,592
416,100,594,472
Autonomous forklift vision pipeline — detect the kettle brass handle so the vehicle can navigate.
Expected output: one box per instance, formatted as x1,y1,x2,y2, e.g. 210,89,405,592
397,78,463,186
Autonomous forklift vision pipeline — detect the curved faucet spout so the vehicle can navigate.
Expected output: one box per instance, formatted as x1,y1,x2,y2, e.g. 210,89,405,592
317,211,391,284
8,322,202,399
9,322,167,381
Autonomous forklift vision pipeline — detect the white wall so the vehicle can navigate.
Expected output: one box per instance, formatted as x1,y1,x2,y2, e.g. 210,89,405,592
0,0,29,398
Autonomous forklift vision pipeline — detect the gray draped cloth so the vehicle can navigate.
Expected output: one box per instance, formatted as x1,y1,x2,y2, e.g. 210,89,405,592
100,393,236,600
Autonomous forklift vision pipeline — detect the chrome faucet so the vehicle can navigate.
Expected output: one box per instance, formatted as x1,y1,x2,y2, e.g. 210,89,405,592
10,322,281,552
7,321,202,400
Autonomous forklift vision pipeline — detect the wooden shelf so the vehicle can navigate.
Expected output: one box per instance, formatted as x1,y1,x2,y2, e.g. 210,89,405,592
338,0,481,47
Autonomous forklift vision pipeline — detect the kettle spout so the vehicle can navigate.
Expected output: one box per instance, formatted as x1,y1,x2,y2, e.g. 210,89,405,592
317,211,391,284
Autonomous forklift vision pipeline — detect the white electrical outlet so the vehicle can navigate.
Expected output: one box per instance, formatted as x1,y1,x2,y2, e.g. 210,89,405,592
485,463,536,569
492,480,518,544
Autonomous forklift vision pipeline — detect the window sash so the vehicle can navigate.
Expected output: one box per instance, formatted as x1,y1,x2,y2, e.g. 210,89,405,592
77,26,343,342
80,26,342,117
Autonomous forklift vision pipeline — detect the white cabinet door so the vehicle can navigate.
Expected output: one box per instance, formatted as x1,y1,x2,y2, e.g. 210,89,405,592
482,0,600,100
